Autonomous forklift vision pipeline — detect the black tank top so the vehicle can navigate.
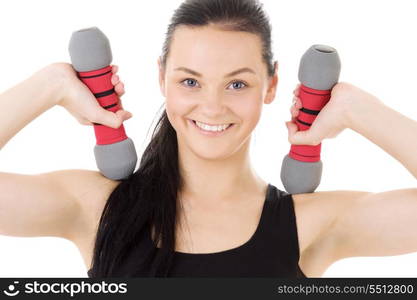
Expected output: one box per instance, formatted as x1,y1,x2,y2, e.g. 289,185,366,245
87,183,306,278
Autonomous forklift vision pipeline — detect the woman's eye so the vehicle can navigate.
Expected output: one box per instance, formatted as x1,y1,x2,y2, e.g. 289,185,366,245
228,81,247,90
181,78,247,90
181,78,200,88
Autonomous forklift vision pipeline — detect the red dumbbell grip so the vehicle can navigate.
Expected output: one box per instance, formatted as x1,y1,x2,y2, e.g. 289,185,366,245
77,65,128,145
288,84,331,162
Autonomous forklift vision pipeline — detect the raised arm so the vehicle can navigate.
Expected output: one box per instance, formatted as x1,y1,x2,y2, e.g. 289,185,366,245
0,64,78,239
288,82,417,180
331,188,417,259
334,84,417,258
0,64,63,149
288,82,417,261
0,63,126,241
344,83,417,179
0,63,131,150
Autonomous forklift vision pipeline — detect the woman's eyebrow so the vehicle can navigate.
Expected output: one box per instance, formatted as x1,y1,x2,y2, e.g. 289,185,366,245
174,67,256,78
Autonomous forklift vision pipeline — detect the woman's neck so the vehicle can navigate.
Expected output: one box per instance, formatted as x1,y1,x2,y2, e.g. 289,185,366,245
177,138,266,207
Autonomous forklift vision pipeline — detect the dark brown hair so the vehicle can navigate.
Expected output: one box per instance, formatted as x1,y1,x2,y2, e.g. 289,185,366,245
89,0,276,277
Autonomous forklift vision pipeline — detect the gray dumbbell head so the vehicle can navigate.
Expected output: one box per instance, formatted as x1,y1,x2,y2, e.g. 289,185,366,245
298,44,341,90
94,138,138,180
68,26,112,72
280,154,322,194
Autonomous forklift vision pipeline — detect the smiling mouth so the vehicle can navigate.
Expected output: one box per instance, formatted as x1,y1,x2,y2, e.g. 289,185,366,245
189,119,235,134
191,119,234,127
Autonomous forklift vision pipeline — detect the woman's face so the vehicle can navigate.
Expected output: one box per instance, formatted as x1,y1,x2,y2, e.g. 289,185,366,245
158,24,278,160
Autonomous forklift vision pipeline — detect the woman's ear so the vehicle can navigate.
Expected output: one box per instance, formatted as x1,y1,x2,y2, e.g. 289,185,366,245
157,56,166,97
264,61,278,104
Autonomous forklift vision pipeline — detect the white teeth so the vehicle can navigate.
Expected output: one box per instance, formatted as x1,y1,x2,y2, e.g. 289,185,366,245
195,120,231,132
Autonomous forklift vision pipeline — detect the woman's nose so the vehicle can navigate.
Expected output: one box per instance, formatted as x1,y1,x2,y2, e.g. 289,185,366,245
202,88,225,109
201,89,227,112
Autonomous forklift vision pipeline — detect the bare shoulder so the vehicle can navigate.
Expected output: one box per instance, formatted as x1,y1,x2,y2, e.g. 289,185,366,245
291,189,370,277
49,169,121,268
53,169,120,225
48,168,120,195
291,189,370,252
47,169,120,240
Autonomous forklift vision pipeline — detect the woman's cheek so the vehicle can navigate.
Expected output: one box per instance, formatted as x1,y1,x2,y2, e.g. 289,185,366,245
165,94,194,129
233,94,263,127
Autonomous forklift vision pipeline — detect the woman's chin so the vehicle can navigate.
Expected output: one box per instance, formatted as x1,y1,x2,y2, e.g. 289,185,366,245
175,119,251,160
188,143,236,161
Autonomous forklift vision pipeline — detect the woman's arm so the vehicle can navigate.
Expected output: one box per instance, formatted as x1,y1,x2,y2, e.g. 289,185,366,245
344,83,417,180
288,82,417,181
330,188,417,259
288,82,417,260
0,63,64,149
336,84,417,258
0,63,131,150
0,64,125,241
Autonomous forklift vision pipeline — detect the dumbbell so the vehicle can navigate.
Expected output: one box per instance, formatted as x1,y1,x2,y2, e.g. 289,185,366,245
68,27,137,180
280,44,341,194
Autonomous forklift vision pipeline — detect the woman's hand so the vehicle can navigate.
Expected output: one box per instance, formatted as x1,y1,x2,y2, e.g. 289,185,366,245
286,82,358,146
55,62,132,129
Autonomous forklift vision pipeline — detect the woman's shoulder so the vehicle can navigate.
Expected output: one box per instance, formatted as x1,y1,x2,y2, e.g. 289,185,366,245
49,168,120,201
64,168,119,205
290,189,370,276
50,169,120,269
291,189,369,251
49,169,120,232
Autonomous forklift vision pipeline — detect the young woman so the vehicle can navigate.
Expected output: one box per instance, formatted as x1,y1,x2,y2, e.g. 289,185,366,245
1,0,416,278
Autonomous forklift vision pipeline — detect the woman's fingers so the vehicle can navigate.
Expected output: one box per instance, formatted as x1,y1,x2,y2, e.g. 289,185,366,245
293,83,301,97
111,65,128,118
110,65,125,97
111,64,127,113
290,96,302,118
295,96,302,108
115,82,125,96
111,65,122,92
290,104,299,118
111,74,120,85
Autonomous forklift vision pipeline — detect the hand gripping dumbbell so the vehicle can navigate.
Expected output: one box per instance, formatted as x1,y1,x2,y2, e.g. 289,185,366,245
280,44,341,194
68,27,137,180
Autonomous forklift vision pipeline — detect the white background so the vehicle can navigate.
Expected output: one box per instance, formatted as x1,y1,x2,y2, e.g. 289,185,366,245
0,0,416,277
